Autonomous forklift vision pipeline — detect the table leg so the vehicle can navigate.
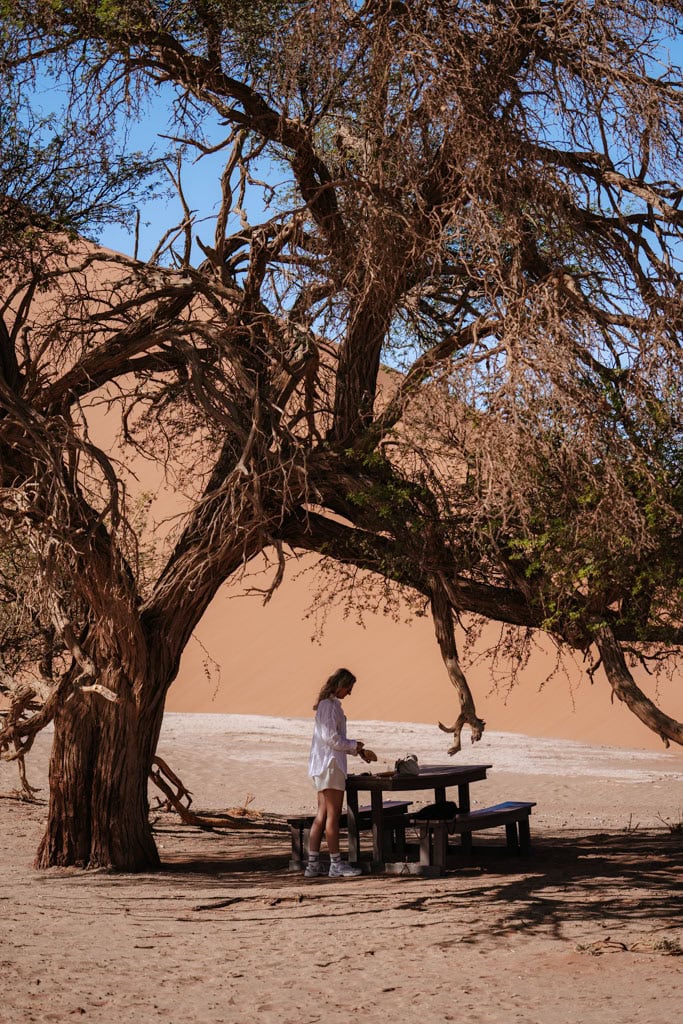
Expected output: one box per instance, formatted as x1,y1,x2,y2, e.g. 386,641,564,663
518,817,531,855
458,783,472,853
430,786,455,868
457,783,470,813
346,787,360,862
371,790,385,865
433,822,448,868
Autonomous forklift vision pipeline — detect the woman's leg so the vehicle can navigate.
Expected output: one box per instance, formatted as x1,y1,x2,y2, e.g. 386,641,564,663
308,791,327,854
321,788,345,855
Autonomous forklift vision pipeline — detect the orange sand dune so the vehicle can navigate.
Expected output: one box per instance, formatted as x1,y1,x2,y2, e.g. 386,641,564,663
168,553,683,753
75,378,683,756
16,267,678,757
76,400,679,755
76,399,682,755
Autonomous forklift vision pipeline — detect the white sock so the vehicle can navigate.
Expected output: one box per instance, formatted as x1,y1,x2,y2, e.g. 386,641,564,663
330,853,341,863
308,851,319,861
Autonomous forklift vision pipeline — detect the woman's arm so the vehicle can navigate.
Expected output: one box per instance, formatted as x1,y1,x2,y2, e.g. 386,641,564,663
317,700,360,754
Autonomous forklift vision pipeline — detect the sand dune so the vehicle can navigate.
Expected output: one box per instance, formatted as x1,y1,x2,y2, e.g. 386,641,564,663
23,332,677,757
8,245,680,758
88,404,682,756
45,392,683,755
167,553,683,754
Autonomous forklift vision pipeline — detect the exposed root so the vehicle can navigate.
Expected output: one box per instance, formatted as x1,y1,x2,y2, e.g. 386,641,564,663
15,743,41,801
151,754,194,811
0,685,46,801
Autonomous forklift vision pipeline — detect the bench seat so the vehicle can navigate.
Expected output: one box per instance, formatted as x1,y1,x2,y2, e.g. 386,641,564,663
287,800,411,869
408,800,536,867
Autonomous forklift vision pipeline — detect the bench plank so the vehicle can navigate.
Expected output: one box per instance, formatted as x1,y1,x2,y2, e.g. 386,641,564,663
447,801,536,833
408,800,536,865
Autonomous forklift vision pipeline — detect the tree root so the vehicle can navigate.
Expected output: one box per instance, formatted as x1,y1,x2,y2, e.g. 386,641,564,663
0,691,44,801
149,756,219,830
15,744,41,801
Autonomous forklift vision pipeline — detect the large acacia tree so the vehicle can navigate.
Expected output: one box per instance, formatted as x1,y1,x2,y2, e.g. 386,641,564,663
0,0,681,869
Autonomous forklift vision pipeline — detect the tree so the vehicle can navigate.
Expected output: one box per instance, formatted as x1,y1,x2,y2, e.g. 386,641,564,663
0,0,681,869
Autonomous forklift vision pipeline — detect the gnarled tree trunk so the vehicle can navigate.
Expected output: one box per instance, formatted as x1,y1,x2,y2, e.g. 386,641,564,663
35,665,168,871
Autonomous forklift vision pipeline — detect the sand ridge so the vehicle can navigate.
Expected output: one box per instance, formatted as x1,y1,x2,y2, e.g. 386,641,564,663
77,398,683,754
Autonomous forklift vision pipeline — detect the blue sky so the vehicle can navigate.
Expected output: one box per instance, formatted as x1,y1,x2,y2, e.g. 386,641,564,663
26,68,274,260
24,21,682,263
98,110,274,260
100,112,274,259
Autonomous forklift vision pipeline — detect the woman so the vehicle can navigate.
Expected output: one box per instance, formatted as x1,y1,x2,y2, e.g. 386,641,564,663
305,668,376,878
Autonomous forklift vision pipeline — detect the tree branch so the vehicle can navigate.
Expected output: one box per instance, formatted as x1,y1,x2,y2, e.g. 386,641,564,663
594,625,683,748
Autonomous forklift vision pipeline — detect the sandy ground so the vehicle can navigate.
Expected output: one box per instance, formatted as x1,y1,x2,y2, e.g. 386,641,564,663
2,714,682,1024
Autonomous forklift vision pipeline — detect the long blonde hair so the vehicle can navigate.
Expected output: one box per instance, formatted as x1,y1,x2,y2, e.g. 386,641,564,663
313,668,356,710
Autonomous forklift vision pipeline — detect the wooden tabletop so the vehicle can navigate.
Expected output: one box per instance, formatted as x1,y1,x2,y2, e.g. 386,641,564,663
346,764,492,792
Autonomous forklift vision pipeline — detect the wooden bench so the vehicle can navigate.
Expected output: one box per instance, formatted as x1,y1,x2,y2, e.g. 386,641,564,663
409,801,536,869
287,800,412,869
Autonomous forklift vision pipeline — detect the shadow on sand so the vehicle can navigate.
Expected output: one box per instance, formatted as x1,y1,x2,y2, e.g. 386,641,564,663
154,815,683,940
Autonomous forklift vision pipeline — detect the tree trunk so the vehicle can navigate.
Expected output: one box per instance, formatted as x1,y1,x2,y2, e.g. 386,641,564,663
35,684,163,871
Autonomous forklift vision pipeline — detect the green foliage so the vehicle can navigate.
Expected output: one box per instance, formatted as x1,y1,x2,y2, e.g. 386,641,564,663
492,412,682,642
342,450,427,528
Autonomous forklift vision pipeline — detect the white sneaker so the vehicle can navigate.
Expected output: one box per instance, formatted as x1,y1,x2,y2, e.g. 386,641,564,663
328,860,362,878
304,860,326,878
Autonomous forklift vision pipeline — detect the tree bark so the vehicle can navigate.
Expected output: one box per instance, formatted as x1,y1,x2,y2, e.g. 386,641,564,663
35,680,162,871
33,436,269,871
430,574,485,755
594,626,683,749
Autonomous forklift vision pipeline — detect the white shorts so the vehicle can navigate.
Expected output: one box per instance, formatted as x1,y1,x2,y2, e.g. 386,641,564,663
311,759,346,792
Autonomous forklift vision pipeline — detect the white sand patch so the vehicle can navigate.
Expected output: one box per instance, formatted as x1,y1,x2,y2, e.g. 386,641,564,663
158,712,682,780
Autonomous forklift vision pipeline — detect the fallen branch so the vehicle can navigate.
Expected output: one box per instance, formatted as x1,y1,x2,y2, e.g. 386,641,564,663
149,756,257,830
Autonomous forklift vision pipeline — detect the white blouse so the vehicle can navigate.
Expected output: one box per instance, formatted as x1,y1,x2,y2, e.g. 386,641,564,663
307,697,359,777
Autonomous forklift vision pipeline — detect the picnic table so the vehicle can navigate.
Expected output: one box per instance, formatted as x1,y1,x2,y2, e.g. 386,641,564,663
345,763,492,870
